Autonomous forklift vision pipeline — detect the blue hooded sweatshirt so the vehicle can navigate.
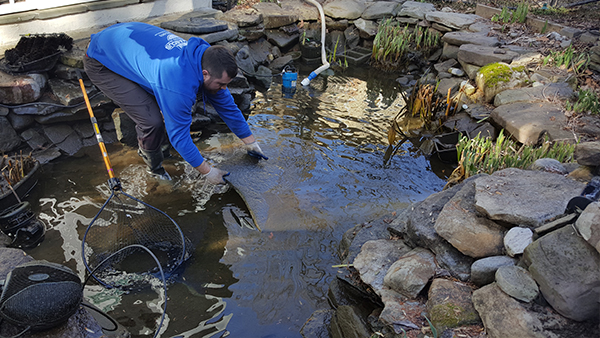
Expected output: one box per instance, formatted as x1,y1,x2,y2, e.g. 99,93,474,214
86,22,252,168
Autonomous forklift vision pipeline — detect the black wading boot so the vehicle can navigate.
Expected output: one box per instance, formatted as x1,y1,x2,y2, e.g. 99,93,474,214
138,148,172,181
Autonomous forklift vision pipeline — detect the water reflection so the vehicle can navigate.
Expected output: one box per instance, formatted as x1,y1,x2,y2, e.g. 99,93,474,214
24,69,448,338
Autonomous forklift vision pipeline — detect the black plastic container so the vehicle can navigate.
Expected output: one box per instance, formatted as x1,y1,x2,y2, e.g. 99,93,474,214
0,161,40,211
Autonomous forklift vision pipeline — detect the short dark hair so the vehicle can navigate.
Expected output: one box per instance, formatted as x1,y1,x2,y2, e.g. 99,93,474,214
202,45,238,79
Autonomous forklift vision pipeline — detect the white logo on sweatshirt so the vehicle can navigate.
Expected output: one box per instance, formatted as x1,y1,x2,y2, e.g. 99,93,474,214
155,31,187,50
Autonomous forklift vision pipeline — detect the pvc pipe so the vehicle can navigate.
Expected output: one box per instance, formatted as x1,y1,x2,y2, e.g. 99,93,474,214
300,0,330,86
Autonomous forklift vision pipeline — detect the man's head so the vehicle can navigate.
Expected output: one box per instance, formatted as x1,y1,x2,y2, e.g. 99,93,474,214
201,45,238,94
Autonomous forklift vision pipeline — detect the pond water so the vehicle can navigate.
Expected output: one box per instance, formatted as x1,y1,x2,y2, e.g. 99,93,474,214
24,66,450,338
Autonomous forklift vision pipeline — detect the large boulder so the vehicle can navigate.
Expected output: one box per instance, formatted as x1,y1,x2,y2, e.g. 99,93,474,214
0,72,47,104
575,201,600,253
523,225,600,321
427,278,480,331
474,169,585,228
474,62,527,103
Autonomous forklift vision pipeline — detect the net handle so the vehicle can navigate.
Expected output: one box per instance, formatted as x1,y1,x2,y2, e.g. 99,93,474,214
76,69,116,182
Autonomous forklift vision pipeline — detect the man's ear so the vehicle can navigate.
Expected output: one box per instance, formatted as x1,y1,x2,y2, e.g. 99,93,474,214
202,69,209,79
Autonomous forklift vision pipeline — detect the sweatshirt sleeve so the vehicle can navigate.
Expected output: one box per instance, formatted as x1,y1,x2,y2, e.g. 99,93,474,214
154,87,205,168
206,88,252,139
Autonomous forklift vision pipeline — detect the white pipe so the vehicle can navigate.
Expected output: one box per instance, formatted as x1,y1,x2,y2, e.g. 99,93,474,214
300,0,330,86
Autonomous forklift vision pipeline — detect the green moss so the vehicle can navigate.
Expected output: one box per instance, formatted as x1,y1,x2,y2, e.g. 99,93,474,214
512,65,525,72
479,62,512,87
429,303,480,330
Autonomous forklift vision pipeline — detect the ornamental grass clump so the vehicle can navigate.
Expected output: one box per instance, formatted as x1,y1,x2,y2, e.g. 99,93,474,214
455,130,576,180
542,45,590,74
566,89,600,115
372,18,440,71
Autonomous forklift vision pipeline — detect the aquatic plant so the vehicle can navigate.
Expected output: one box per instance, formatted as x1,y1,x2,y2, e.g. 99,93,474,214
566,89,600,115
372,18,440,71
0,152,37,194
452,129,576,182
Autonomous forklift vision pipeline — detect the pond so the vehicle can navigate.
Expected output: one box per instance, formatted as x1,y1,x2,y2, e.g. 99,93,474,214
24,65,450,338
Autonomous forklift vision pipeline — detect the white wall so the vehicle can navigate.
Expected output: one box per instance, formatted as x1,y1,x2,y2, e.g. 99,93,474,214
0,0,212,51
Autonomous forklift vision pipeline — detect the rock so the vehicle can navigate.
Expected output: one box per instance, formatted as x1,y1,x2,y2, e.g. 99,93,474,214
471,255,518,286
425,12,481,30
59,45,86,68
504,227,533,257
7,111,35,131
198,23,239,44
436,78,464,98
280,0,319,21
493,82,575,107
575,201,600,253
490,102,575,145
475,62,528,103
442,31,500,47
0,117,21,152
254,65,272,89
353,239,412,293
459,60,481,80
20,128,48,150
426,278,480,331
47,78,90,106
388,178,477,281
323,0,365,20
32,147,62,164
362,1,399,19
252,2,298,29
458,45,519,67
161,17,228,34
300,309,334,338
473,283,593,338
397,1,435,19
579,32,599,44
265,30,299,49
339,218,395,263
0,72,47,105
474,168,586,228
0,248,35,278
377,289,425,332
383,247,437,298
238,24,265,42
495,266,539,302
353,18,378,40
442,42,460,60
435,180,505,258
433,59,458,74
530,158,568,175
575,141,600,166
221,8,263,28
523,225,600,321
330,305,371,338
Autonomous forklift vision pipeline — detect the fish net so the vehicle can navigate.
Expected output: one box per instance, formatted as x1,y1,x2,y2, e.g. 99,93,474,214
82,189,190,288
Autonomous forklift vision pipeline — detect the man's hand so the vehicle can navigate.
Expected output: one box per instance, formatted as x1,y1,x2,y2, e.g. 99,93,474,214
202,166,230,185
245,141,268,160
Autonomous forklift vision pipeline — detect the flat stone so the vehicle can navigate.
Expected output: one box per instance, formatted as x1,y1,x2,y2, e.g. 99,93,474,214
559,26,584,39
579,32,599,44
458,44,519,67
0,72,47,105
471,255,517,286
47,78,87,106
160,17,228,34
268,55,293,73
280,0,319,21
0,116,21,152
493,82,575,106
398,1,435,19
496,265,539,303
442,42,460,60
383,247,437,298
238,24,265,42
197,24,239,44
265,30,299,49
530,158,568,175
362,1,400,20
323,0,365,20
34,96,114,124
458,60,480,80
431,23,453,33
490,102,575,145
534,213,578,236
435,180,505,258
504,227,534,257
32,146,62,164
253,2,298,29
221,8,263,28
575,141,600,166
575,201,600,253
524,225,600,321
427,278,480,331
425,12,481,30
434,59,458,74
21,128,48,150
474,168,586,228
442,31,500,47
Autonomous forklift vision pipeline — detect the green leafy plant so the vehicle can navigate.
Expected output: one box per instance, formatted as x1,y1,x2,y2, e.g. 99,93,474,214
566,89,600,115
542,45,590,73
491,2,528,24
455,129,576,179
372,18,440,71
424,316,438,338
